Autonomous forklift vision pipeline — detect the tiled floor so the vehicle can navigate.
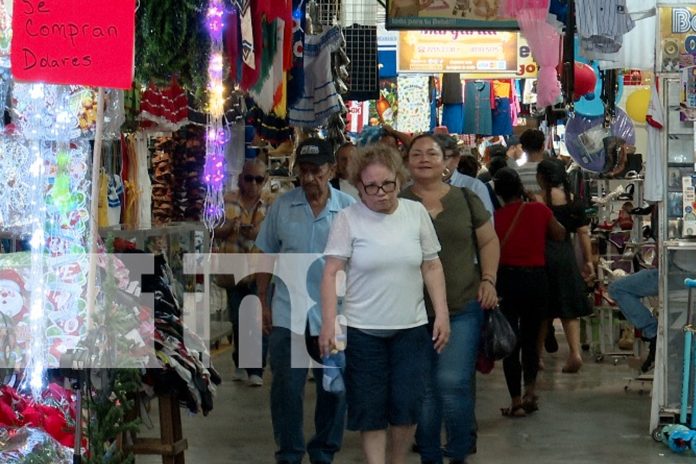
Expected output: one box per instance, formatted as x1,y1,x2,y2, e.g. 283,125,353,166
136,336,683,464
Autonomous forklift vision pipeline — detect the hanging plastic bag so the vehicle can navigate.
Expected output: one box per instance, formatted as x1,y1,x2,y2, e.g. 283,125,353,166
481,307,517,361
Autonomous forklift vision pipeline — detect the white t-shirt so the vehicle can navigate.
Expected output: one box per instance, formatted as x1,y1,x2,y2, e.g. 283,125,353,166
595,0,656,70
645,81,665,203
324,199,441,330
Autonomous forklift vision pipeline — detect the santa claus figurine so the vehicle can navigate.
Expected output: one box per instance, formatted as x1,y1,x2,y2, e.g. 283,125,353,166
0,269,28,369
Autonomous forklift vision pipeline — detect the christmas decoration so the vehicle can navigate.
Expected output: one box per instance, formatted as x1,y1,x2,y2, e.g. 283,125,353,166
203,0,227,230
134,0,210,103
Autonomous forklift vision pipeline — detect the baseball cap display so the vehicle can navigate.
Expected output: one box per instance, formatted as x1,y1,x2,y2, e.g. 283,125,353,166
295,138,335,165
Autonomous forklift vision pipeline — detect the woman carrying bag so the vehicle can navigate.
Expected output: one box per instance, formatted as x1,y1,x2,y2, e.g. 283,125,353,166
493,167,565,418
401,134,500,464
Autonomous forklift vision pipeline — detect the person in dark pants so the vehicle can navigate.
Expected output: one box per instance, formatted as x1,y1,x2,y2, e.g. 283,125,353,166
256,138,356,464
493,168,565,417
215,159,269,386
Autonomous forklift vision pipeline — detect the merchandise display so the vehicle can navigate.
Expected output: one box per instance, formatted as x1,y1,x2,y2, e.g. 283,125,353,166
0,0,694,461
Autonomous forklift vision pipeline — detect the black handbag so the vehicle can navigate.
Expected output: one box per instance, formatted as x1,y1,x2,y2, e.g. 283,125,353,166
481,306,517,361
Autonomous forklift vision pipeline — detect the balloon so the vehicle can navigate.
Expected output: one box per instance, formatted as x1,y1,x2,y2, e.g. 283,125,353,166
565,107,635,172
573,62,596,99
625,87,651,123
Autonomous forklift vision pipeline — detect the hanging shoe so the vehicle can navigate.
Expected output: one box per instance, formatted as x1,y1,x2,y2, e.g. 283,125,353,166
630,204,654,216
617,183,634,200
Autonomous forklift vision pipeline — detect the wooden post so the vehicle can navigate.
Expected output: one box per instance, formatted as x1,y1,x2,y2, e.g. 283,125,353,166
127,394,188,464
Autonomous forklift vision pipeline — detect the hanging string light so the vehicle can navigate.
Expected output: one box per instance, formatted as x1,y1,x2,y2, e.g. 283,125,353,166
26,138,46,399
203,0,227,230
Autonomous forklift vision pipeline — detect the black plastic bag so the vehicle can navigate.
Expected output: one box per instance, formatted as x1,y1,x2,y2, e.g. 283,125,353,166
481,307,517,361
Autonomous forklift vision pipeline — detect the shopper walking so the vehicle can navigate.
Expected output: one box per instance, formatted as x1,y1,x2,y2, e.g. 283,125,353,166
256,138,356,464
400,134,500,464
493,167,565,417
319,143,450,464
215,158,270,386
536,159,594,373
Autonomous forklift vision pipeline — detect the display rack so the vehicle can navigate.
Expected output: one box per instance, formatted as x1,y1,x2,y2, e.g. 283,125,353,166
585,176,651,362
651,75,696,433
99,223,232,349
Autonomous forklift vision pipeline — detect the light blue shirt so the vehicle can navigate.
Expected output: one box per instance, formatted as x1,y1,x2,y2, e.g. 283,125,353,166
255,186,356,335
449,170,495,217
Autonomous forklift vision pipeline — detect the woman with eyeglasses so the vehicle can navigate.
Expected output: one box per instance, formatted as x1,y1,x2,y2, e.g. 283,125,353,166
400,134,500,464
319,143,450,464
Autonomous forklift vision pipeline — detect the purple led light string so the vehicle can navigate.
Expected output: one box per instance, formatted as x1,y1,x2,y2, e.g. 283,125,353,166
203,0,226,230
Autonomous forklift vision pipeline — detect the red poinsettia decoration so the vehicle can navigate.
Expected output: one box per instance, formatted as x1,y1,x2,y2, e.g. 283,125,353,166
0,384,82,448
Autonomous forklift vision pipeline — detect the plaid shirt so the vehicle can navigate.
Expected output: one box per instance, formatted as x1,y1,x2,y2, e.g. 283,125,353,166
218,194,268,254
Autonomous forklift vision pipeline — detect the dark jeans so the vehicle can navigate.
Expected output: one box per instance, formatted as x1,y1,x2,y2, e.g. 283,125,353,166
416,300,484,463
227,280,268,377
497,266,548,399
268,327,346,463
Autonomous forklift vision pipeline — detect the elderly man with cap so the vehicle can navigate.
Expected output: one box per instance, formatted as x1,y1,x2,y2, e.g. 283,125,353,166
256,137,356,464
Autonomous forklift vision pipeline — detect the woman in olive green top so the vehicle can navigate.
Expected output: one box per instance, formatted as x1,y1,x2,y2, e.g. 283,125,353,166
400,134,500,464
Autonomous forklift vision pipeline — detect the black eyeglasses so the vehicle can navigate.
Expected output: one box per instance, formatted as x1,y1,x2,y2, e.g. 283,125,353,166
243,175,265,184
362,180,397,196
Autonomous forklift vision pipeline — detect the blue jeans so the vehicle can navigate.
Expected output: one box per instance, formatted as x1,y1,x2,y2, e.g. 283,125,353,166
608,268,659,339
268,327,346,464
416,301,484,463
228,282,269,377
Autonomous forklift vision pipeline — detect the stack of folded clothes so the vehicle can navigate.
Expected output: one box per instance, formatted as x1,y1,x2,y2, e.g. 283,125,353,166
172,126,206,222
151,137,174,225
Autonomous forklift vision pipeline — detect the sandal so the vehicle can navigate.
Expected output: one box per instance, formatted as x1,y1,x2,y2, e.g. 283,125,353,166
501,405,527,418
521,394,539,413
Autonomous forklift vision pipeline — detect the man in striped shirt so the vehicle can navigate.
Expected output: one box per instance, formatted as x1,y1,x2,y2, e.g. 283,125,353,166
515,129,548,197
576,0,635,57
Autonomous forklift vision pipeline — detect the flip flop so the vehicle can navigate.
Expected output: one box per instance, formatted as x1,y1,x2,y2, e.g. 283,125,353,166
521,395,539,413
501,405,527,418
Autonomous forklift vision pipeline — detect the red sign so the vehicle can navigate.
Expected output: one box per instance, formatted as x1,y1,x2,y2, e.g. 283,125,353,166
11,0,135,89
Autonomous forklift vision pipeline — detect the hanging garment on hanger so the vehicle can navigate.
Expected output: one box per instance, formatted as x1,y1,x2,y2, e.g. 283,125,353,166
287,0,306,107
225,7,243,83
644,81,664,203
396,75,431,134
240,0,263,91
249,19,283,114
576,0,635,57
237,0,256,69
288,25,344,128
441,73,464,104
463,80,493,135
97,169,110,228
429,76,439,130
595,0,656,70
442,104,464,134
491,97,513,136
492,80,512,99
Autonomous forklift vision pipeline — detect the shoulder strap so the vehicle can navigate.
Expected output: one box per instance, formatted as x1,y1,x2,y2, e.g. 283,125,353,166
460,187,481,269
500,203,525,250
